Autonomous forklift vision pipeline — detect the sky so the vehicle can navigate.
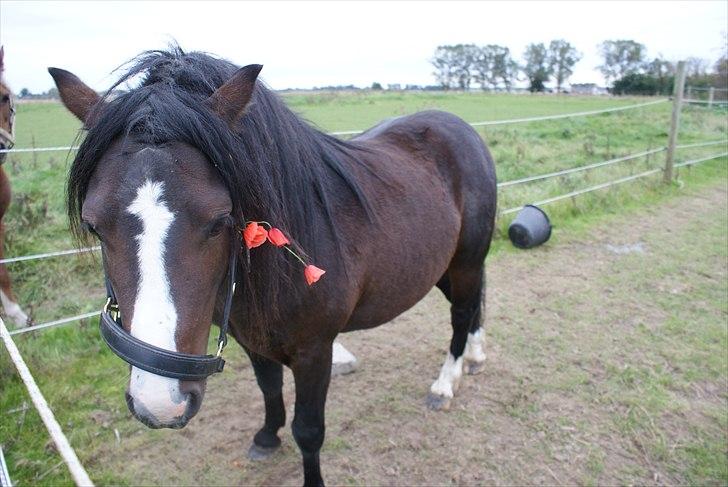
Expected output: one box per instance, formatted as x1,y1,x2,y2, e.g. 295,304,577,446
1,1,726,93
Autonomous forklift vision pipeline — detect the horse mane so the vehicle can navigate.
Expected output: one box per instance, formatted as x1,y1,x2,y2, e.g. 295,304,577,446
68,45,375,330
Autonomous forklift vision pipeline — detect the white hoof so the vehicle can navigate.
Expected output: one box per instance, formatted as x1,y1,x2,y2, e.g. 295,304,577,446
332,341,358,377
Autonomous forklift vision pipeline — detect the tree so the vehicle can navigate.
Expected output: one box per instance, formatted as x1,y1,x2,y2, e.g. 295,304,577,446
451,44,479,90
431,44,478,90
473,45,519,92
19,87,30,98
685,57,709,78
472,46,495,90
714,55,728,90
431,46,459,89
548,40,581,93
612,73,673,95
371,82,383,90
523,43,552,92
598,40,646,85
644,56,674,94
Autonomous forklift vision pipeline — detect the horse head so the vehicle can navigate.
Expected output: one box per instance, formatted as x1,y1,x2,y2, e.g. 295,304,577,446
49,60,263,429
0,46,16,163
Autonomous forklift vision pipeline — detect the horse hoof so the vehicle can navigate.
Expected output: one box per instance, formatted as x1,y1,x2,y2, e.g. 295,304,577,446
426,393,451,411
247,443,279,461
332,342,358,377
332,360,358,377
465,360,486,375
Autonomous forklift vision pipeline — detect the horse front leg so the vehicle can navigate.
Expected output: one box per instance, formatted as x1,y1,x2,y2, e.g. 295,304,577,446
0,222,28,328
243,347,286,460
291,342,332,487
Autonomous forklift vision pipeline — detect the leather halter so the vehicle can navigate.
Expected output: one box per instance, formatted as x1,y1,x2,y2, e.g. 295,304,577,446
99,230,240,381
0,96,15,162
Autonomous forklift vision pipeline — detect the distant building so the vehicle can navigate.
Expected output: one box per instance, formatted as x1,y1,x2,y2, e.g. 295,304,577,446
387,83,402,91
570,83,609,95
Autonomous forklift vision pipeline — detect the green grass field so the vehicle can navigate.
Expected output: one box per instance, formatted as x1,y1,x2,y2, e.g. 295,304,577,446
0,91,726,485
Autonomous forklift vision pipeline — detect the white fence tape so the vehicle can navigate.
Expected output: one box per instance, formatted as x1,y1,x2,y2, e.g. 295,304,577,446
10,311,101,336
498,147,667,188
0,318,94,486
500,151,728,215
0,246,101,265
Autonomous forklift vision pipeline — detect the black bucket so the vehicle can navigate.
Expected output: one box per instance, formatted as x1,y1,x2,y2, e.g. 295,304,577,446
508,205,552,249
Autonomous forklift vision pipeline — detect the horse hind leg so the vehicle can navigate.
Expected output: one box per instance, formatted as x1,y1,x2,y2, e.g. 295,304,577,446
427,265,485,411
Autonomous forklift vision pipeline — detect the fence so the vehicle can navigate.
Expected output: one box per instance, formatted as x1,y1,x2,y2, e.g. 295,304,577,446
2,62,727,485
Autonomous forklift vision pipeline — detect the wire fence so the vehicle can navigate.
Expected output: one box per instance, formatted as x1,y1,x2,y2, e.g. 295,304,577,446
499,151,728,215
1,99,670,152
2,97,726,336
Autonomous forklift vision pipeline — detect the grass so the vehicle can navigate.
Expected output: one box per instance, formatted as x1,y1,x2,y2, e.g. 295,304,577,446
0,91,726,485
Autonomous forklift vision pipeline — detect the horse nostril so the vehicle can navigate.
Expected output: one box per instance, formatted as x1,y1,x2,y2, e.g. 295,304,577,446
185,389,201,419
125,390,135,413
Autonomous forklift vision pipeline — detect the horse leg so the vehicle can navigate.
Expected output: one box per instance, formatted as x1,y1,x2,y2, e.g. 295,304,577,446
427,265,484,411
0,227,28,328
291,343,332,487
463,266,487,376
243,347,286,460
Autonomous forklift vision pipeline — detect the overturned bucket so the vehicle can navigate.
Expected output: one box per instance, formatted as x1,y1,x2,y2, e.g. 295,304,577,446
508,205,552,249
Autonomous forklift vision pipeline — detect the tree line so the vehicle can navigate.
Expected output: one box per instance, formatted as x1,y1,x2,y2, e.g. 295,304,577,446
432,39,728,95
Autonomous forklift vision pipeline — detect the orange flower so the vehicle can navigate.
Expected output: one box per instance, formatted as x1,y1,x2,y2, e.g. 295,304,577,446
304,264,326,285
243,222,268,249
267,227,290,247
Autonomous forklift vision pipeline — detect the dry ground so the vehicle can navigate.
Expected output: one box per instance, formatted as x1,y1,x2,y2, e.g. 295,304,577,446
82,184,727,486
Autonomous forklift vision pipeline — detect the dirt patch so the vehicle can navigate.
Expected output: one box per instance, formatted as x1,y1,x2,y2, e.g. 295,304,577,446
89,185,728,486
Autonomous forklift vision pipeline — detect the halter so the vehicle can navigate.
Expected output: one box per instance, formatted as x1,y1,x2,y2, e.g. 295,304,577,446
99,230,240,381
0,96,15,159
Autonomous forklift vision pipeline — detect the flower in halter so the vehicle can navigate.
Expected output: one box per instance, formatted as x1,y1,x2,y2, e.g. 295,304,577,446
242,222,325,286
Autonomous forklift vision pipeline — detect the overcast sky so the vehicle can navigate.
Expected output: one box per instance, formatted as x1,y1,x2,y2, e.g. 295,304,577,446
1,1,726,93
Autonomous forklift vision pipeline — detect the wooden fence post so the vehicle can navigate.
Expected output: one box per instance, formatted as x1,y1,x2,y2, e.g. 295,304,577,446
665,61,686,183
686,85,692,100
708,87,715,108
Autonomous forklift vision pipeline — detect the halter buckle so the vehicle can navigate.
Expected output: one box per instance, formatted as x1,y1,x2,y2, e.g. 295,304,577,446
103,297,120,321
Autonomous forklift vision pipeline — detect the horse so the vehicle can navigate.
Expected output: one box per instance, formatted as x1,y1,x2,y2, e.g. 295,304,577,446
0,46,30,328
49,46,496,486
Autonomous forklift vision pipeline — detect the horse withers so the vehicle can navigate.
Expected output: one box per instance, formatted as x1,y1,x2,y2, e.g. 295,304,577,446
0,46,29,328
50,47,496,486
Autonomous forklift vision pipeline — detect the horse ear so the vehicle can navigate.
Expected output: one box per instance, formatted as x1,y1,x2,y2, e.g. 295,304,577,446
206,64,263,126
47,67,101,124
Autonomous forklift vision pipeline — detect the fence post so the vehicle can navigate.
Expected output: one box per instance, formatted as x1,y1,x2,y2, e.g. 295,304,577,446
665,61,686,183
686,85,692,100
708,87,714,108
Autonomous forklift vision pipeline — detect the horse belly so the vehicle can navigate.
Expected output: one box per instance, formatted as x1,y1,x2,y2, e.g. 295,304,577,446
343,207,460,331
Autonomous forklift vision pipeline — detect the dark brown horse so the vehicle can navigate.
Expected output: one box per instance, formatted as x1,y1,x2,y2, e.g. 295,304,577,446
50,47,496,486
0,46,29,327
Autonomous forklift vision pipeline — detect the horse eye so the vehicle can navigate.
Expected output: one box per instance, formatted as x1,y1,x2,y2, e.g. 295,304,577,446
207,216,230,238
81,222,101,240
0,95,8,103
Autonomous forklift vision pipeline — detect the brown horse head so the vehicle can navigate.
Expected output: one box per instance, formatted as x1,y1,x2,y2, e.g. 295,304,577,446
49,57,265,429
0,46,16,163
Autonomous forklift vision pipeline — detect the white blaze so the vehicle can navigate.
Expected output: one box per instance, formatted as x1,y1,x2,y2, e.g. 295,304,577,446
126,180,186,421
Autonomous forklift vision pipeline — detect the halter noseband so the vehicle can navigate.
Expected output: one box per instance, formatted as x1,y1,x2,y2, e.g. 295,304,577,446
0,97,16,159
99,231,240,381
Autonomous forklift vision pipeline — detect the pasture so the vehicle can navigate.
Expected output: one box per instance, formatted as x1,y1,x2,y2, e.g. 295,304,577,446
0,91,726,485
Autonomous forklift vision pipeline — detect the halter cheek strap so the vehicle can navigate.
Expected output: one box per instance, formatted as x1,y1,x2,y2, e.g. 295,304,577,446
99,230,240,381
